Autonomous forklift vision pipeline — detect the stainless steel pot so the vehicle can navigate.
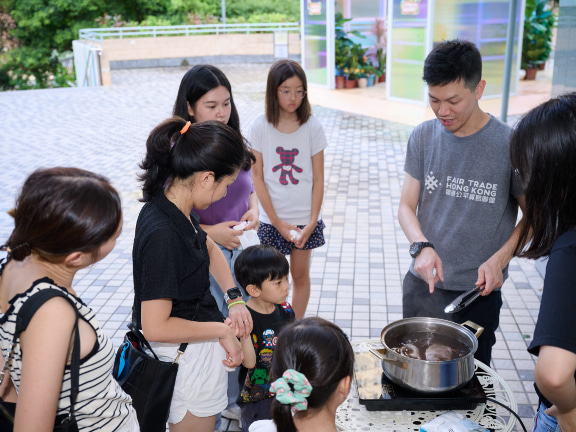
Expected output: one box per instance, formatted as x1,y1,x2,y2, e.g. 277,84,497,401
370,317,483,393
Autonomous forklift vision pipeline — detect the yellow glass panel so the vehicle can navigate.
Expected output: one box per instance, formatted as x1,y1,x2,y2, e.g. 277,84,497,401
391,43,425,61
390,61,425,100
392,27,426,44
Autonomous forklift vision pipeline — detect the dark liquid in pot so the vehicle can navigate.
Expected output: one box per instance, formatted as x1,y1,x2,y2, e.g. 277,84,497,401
387,332,470,361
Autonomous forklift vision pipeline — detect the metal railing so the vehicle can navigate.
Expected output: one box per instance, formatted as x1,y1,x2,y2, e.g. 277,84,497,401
79,22,300,44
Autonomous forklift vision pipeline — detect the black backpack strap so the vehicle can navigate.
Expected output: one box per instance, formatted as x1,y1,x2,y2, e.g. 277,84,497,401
12,288,80,417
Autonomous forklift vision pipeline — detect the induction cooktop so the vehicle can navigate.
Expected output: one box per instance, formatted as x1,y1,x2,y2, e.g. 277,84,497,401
354,349,487,411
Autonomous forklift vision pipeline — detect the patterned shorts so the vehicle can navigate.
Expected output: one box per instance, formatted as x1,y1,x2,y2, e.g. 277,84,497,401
258,220,326,255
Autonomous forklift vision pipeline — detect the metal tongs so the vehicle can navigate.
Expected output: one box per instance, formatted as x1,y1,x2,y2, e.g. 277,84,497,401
444,285,485,314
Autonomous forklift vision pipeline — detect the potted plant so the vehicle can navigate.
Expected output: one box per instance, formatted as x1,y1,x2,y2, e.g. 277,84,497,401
357,69,368,88
335,40,348,88
335,11,365,89
350,45,367,87
521,0,555,79
364,17,387,83
344,58,360,89
364,63,376,87
376,47,386,82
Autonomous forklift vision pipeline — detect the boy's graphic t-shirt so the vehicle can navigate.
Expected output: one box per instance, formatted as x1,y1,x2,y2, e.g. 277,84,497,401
237,302,295,405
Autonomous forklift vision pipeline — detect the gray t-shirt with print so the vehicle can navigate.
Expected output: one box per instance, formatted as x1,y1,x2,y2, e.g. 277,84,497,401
404,114,523,291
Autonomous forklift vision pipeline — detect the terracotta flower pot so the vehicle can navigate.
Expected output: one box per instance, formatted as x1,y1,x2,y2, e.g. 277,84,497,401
378,73,386,83
524,68,537,80
335,75,345,89
345,79,357,89
538,62,546,71
358,77,368,88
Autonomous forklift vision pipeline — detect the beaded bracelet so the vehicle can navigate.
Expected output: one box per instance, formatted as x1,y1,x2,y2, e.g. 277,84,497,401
227,300,246,310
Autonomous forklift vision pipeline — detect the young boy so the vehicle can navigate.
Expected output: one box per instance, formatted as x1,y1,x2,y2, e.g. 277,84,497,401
233,244,295,432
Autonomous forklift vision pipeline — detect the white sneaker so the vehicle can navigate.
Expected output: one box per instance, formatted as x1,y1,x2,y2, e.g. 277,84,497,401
221,405,241,422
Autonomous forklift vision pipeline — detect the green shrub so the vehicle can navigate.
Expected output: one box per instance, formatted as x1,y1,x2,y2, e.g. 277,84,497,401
0,63,11,90
0,47,73,90
225,0,298,21
227,12,294,24
1,0,300,91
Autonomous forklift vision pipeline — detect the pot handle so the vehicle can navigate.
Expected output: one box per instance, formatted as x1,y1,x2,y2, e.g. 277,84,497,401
369,348,408,369
461,320,484,339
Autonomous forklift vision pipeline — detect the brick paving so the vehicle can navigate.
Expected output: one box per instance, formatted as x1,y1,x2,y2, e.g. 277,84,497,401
0,64,541,431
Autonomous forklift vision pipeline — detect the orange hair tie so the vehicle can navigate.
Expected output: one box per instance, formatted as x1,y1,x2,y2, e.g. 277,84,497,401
180,121,191,135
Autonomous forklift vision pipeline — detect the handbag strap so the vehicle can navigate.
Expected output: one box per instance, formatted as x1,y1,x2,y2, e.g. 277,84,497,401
7,289,80,418
128,323,188,361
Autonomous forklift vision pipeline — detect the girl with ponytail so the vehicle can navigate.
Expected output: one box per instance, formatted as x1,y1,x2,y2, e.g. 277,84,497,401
250,317,354,432
133,117,255,432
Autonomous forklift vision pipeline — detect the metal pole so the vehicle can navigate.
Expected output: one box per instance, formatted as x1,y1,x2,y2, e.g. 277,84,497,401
501,0,519,123
221,0,226,24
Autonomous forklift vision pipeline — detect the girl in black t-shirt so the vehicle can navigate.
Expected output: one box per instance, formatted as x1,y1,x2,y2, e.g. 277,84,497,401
510,93,576,432
134,118,255,432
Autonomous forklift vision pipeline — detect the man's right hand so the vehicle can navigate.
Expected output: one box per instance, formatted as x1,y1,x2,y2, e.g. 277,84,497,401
414,247,444,293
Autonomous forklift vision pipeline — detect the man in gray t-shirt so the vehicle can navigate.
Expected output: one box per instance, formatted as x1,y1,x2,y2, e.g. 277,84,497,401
398,40,526,366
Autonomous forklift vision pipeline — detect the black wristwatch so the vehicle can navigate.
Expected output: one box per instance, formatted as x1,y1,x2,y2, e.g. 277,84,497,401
224,287,243,303
409,242,434,258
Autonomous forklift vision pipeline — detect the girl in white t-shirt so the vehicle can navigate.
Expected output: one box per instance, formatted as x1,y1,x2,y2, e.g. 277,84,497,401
250,60,327,319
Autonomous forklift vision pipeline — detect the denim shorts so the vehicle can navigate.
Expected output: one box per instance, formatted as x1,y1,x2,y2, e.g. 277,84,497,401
533,401,561,432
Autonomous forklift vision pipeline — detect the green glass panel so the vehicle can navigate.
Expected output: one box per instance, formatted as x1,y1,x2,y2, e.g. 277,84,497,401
483,59,505,95
390,61,425,100
307,68,328,85
305,38,328,86
479,41,506,57
303,0,327,86
305,24,328,37
392,27,426,43
391,43,425,61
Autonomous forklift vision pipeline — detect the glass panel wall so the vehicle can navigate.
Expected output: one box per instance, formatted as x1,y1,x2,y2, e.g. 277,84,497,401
387,0,522,102
337,0,386,46
387,0,429,102
306,0,522,97
432,0,522,96
303,0,330,86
